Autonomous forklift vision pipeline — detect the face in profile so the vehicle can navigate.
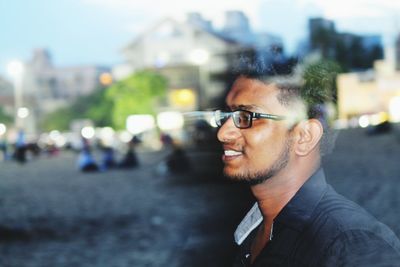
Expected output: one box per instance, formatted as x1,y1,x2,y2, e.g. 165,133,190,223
217,76,295,185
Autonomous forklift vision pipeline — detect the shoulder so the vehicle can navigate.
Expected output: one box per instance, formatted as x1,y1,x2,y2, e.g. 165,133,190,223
313,185,385,233
318,228,400,266
312,186,400,266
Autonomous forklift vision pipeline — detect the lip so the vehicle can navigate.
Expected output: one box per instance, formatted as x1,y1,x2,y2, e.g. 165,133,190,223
222,148,243,162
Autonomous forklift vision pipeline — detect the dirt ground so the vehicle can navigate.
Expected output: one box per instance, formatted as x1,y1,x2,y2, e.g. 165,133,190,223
0,126,399,267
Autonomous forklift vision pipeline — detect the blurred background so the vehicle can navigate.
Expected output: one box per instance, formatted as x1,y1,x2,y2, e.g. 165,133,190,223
0,0,400,266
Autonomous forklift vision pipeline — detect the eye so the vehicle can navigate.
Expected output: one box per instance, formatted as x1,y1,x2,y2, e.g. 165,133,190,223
234,111,252,128
238,112,250,124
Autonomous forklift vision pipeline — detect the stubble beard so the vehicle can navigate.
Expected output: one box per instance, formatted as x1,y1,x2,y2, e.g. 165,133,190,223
224,137,292,186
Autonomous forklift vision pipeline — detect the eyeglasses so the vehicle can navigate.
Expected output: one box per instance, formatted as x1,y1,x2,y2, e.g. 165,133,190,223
214,109,286,129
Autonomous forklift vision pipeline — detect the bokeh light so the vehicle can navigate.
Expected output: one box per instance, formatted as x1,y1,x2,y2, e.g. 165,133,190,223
389,96,400,123
99,72,113,86
126,115,155,135
17,107,30,118
81,126,95,139
157,111,184,131
6,60,24,77
358,115,369,128
0,124,6,136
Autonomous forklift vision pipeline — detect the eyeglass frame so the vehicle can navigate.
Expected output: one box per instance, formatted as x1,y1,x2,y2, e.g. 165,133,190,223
214,109,286,129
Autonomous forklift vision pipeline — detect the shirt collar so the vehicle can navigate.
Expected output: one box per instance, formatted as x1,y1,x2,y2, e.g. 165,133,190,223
234,168,327,245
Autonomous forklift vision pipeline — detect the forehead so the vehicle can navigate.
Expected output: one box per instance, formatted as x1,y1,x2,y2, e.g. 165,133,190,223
226,76,282,111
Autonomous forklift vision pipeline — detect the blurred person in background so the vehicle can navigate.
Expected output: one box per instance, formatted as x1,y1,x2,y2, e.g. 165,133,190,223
165,142,191,174
0,137,9,161
14,129,27,164
214,57,400,266
78,136,99,172
118,136,139,169
100,146,116,171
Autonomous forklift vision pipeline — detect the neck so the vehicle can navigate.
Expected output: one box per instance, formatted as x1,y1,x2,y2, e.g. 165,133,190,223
250,157,320,223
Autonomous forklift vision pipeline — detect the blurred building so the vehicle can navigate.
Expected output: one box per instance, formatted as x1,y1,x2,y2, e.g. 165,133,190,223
309,17,336,34
0,75,13,116
307,18,383,70
119,12,284,111
222,10,253,45
396,33,400,71
361,35,383,51
3,49,111,135
121,17,240,110
221,11,284,63
186,12,214,33
308,17,337,58
337,58,400,125
24,49,111,112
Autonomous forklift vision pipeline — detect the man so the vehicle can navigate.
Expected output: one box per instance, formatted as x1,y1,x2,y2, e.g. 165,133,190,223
214,61,400,266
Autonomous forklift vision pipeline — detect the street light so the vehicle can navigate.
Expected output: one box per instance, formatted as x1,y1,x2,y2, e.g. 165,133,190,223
7,60,24,77
6,60,25,129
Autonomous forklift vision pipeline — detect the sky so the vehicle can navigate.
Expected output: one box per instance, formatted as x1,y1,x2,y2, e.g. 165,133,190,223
0,0,399,77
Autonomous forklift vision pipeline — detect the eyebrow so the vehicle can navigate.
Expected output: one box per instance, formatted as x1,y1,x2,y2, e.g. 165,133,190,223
226,104,262,111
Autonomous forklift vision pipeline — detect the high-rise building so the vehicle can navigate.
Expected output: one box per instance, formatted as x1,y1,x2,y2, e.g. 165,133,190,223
309,18,335,33
308,17,336,58
30,48,53,70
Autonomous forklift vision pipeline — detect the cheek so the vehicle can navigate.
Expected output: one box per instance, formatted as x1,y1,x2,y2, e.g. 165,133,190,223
245,128,287,161
245,125,278,147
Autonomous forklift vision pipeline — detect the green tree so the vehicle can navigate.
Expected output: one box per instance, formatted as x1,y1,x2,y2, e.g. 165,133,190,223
105,70,167,129
41,87,112,131
41,70,167,131
40,107,76,131
85,87,113,127
302,59,342,105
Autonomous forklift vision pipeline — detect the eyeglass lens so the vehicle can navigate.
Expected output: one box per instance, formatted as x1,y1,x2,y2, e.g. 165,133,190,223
215,110,252,128
234,110,251,128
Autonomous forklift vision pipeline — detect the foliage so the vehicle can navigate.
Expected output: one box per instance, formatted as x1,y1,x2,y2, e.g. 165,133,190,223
0,107,13,125
85,88,113,127
40,107,76,131
302,59,342,106
105,70,167,129
42,87,114,131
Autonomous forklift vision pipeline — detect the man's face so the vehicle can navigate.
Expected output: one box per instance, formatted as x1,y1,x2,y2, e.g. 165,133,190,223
217,76,293,185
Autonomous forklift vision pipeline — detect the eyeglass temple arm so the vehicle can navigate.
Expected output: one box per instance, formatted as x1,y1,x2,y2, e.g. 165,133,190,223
255,113,286,121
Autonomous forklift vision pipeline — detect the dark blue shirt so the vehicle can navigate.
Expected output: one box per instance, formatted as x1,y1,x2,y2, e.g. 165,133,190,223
233,169,400,266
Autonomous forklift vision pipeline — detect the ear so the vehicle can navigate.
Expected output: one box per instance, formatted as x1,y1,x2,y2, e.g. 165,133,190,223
293,119,323,156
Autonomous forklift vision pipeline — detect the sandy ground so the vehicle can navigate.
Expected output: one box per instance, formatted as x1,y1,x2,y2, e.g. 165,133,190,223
0,126,399,267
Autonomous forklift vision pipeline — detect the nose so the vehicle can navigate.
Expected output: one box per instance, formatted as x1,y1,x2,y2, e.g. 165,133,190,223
217,116,241,143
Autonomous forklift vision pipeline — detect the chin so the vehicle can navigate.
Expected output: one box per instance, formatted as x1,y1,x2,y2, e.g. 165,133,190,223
223,167,275,186
223,171,240,181
223,167,250,181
